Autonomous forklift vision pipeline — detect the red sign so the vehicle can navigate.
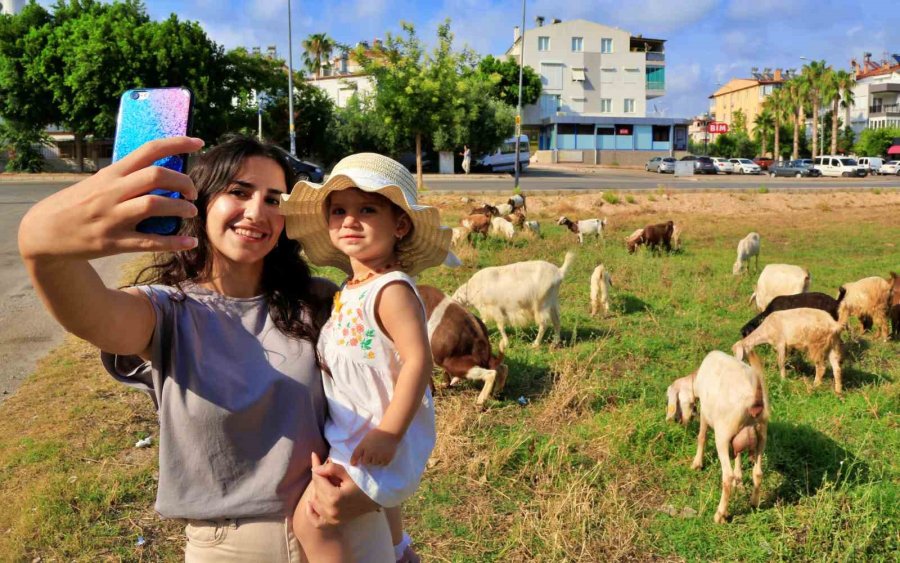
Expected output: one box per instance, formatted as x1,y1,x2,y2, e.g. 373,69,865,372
708,122,729,134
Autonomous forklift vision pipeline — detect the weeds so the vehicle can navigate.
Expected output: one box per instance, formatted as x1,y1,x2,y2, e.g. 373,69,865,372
603,192,621,204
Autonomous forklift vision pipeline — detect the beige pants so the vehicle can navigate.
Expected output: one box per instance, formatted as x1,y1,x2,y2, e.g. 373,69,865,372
184,511,393,563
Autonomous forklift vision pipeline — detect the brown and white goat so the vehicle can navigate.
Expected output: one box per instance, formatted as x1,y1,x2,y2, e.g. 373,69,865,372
557,216,606,244
461,214,491,238
627,221,674,254
418,285,508,405
469,204,500,217
838,276,893,341
733,308,844,393
890,272,900,339
668,350,769,524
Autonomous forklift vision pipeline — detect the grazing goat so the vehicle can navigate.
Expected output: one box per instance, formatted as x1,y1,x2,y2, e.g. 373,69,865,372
524,220,541,236
732,232,761,275
740,290,845,338
461,214,491,238
469,204,499,217
557,216,607,244
589,264,613,317
505,209,526,228
891,272,900,339
672,223,684,251
507,193,527,212
451,226,470,247
489,216,516,239
733,308,844,393
495,203,513,216
749,264,810,311
624,228,644,249
627,221,674,254
669,350,769,524
452,252,575,351
418,285,508,406
838,276,892,341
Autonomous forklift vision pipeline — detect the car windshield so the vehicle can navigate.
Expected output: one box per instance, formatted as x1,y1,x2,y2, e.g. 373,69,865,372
840,158,858,166
663,158,675,162
889,161,899,165
738,159,753,164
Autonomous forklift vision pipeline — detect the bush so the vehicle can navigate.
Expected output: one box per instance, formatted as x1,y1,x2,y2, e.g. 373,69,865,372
853,127,900,157
0,121,48,172
602,192,620,204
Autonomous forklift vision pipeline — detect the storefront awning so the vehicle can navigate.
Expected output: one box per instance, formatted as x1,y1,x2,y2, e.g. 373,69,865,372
572,68,586,81
888,145,900,155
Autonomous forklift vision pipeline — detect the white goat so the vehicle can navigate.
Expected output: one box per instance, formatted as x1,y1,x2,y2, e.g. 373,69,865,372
557,216,607,244
452,252,575,351
672,223,684,251
733,307,844,393
668,350,769,524
495,203,513,216
590,264,613,317
733,232,761,275
524,220,541,236
489,216,516,240
838,276,892,340
451,226,470,247
749,263,810,311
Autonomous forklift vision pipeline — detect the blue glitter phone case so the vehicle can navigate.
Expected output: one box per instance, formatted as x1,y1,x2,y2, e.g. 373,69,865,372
112,87,194,235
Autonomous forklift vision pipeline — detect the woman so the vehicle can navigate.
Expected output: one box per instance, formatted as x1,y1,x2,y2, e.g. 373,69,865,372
18,135,393,561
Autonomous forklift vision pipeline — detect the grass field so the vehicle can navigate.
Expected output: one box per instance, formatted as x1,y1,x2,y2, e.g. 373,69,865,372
0,190,897,561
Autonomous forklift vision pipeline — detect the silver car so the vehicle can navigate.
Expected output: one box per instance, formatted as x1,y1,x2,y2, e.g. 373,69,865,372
729,158,762,175
646,156,676,173
712,157,734,174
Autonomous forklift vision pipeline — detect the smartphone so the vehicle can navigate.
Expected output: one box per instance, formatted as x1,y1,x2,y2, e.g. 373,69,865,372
112,87,194,235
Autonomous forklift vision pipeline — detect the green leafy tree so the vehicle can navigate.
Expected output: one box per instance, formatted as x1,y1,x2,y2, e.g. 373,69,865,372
331,93,389,159
0,2,56,127
853,127,900,157
262,75,337,160
474,55,541,107
0,119,50,172
732,109,747,133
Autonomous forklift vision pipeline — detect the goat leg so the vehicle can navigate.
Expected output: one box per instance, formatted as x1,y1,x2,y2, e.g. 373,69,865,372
829,345,843,394
750,423,767,508
692,417,709,470
714,431,734,524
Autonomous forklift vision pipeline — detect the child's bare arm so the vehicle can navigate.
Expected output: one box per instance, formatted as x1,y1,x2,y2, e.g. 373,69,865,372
350,281,432,466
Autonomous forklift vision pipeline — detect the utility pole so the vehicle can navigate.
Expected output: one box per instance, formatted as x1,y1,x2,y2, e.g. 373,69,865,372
513,0,526,192
287,0,297,156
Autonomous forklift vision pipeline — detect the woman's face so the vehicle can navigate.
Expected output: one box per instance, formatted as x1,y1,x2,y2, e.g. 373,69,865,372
205,156,287,268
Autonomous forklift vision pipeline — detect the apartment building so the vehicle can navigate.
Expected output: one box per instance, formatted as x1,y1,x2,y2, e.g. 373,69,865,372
708,68,792,130
847,53,900,134
505,18,688,165
306,43,378,108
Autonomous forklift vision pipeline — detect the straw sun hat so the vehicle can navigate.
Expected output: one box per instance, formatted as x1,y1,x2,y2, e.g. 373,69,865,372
280,152,453,277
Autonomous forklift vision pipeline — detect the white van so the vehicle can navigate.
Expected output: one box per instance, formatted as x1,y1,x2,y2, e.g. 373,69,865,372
477,135,530,173
812,155,867,177
857,157,884,174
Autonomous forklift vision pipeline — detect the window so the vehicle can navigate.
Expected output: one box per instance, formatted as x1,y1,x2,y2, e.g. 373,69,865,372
652,126,670,142
570,98,585,113
538,36,550,51
571,68,586,82
540,63,564,90
600,98,612,113
624,99,635,113
600,68,616,84
571,37,583,52
601,38,613,53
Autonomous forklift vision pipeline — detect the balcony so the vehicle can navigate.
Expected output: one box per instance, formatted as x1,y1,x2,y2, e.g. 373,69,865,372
869,104,900,117
646,52,665,63
646,79,665,99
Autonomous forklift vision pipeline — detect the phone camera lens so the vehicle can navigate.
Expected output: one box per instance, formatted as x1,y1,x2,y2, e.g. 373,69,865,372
130,91,140,100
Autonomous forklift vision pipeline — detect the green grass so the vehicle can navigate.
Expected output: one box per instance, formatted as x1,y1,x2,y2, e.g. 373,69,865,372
0,193,897,561
602,191,621,204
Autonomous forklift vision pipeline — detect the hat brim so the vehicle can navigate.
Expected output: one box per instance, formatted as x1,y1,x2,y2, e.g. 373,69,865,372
281,174,452,277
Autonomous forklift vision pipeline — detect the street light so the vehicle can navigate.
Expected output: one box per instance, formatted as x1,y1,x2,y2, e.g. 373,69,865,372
287,0,297,156
513,0,526,192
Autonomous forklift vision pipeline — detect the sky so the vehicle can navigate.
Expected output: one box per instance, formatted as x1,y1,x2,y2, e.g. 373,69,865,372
38,0,900,118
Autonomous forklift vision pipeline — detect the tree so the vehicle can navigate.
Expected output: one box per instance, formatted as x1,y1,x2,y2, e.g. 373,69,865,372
262,75,337,160
302,33,336,80
0,119,50,172
763,88,788,162
474,55,542,107
732,109,748,134
800,59,828,158
834,70,856,155
854,127,900,157
753,109,773,158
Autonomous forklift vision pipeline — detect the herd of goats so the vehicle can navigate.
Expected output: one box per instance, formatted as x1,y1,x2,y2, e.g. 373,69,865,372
422,194,900,523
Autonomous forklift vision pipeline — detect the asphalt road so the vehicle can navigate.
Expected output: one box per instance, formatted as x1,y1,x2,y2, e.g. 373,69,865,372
0,182,130,404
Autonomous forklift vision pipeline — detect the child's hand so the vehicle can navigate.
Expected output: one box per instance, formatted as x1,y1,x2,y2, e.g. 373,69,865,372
350,428,400,466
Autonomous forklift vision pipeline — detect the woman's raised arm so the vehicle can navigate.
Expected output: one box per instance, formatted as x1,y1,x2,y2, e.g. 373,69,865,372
18,136,204,355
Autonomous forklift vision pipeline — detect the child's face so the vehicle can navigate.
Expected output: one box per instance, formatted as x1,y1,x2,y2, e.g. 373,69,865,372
327,188,411,266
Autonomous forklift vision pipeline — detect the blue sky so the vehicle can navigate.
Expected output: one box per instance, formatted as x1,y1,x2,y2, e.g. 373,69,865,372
41,1,900,117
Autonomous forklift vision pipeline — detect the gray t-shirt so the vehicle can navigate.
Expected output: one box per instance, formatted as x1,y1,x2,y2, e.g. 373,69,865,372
101,283,330,520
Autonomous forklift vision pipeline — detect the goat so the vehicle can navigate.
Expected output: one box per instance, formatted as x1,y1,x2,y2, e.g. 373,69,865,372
740,290,845,338
505,209,526,228
495,203,513,216
557,216,607,244
451,226,470,247
507,193,527,212
589,264,613,317
838,276,892,341
891,272,900,339
524,220,541,236
489,216,516,240
418,285,508,406
624,228,644,250
469,204,499,217
733,232,761,275
749,264,810,311
461,214,491,238
452,252,575,351
672,223,684,251
733,308,844,393
627,221,674,254
668,349,769,524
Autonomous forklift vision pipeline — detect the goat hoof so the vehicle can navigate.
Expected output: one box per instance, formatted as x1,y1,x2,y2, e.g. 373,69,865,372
714,511,728,524
691,459,703,470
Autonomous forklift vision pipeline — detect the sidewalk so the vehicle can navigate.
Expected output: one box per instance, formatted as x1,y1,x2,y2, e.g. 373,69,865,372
0,172,91,183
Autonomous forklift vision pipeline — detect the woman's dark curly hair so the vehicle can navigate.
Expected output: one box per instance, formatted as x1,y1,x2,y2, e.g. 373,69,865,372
134,135,328,343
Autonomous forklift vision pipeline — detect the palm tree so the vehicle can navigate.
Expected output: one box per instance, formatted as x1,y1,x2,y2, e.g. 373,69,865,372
765,88,788,162
838,70,856,152
822,69,840,155
753,108,774,158
784,78,805,160
800,60,829,159
302,33,336,80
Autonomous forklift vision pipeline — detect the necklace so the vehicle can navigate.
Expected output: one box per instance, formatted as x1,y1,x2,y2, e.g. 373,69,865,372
345,263,397,288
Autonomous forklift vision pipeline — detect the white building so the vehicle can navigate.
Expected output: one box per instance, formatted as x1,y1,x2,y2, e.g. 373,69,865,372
0,0,25,15
847,54,900,135
504,18,688,164
307,44,376,108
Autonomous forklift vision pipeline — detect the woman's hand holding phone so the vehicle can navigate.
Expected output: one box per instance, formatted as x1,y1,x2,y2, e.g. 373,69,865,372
18,137,204,262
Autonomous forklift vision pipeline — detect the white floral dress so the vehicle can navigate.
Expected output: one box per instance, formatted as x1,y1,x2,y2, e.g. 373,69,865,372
318,271,436,508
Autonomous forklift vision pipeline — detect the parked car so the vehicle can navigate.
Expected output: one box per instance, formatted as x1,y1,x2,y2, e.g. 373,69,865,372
878,160,900,175
752,157,774,170
729,158,762,175
646,156,676,173
475,135,530,173
680,155,717,174
857,157,884,174
712,157,734,174
813,155,867,177
768,160,822,178
278,149,325,182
